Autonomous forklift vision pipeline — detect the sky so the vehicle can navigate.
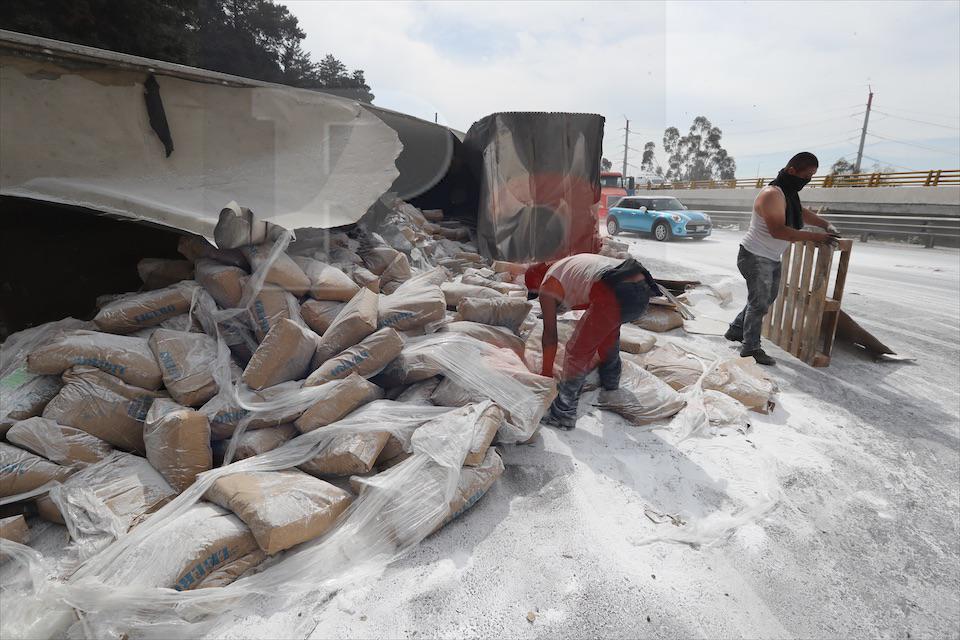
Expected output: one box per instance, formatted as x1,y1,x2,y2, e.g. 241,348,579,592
285,0,960,178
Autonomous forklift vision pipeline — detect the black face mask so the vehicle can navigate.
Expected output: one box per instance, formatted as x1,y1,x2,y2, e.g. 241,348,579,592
612,280,651,324
774,169,811,192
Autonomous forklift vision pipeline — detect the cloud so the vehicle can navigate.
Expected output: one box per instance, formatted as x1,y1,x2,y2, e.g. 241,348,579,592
286,0,959,176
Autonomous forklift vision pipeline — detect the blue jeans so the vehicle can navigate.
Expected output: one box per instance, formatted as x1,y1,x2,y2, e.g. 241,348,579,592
548,281,651,424
729,245,782,352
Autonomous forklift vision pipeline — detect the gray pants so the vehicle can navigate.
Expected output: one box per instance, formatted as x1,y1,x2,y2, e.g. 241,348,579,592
729,245,782,352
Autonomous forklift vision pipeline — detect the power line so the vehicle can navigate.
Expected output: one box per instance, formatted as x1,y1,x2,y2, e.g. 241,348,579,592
724,112,864,135
872,104,960,122
867,132,960,155
860,153,917,172
871,110,960,131
716,103,864,127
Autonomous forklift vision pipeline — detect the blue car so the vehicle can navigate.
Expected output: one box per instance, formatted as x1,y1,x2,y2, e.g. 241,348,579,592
605,196,712,241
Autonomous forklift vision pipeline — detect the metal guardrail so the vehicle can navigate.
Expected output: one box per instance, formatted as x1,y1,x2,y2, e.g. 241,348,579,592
701,209,960,248
646,169,960,191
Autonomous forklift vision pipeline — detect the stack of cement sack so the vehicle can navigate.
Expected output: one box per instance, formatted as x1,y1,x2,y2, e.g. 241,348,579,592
0,198,545,597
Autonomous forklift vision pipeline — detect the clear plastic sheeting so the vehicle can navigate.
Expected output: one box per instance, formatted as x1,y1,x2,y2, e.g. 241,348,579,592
464,112,604,262
0,402,486,638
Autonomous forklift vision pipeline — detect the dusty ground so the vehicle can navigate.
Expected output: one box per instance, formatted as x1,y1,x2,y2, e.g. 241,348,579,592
287,230,960,639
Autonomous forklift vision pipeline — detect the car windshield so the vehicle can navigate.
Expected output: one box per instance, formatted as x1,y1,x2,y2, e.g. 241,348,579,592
600,175,623,188
648,198,685,211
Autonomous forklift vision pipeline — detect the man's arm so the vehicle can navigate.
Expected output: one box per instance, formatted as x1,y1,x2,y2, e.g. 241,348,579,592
540,291,559,378
757,189,835,243
802,206,839,234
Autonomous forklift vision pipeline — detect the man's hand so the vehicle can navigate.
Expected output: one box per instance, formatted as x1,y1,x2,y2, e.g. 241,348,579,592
813,232,839,247
825,222,840,236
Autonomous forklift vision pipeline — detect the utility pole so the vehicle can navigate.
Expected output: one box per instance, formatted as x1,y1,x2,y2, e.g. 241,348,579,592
854,86,873,173
622,118,630,179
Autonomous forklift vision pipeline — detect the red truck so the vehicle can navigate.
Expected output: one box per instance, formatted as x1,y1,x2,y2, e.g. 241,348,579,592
599,171,632,219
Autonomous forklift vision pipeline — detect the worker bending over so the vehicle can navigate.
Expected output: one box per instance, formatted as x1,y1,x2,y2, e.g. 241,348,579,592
726,152,839,365
538,253,656,430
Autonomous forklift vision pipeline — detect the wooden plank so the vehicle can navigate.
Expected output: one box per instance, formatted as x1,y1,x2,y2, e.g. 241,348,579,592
799,243,836,362
778,241,806,351
820,240,853,358
788,242,817,357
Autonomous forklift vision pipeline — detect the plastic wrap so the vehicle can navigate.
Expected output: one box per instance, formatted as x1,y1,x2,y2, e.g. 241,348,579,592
455,296,532,333
0,514,30,544
240,244,311,297
205,470,353,555
144,399,213,493
465,112,603,262
149,329,220,406
93,282,198,334
592,360,687,426
305,328,404,386
228,425,299,461
311,288,379,367
438,321,525,357
377,269,447,332
299,431,391,476
42,366,167,453
291,257,360,302
178,236,248,269
380,253,413,292
359,246,401,275
240,319,318,391
703,357,777,414
27,330,164,390
294,374,383,434
6,417,114,466
635,344,705,391
0,443,72,497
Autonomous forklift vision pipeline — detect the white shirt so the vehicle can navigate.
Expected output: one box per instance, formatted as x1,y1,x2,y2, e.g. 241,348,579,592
741,187,790,261
543,253,621,308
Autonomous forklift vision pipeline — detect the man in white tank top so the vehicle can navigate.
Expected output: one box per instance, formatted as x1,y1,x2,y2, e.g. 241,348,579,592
726,152,839,365
536,254,657,429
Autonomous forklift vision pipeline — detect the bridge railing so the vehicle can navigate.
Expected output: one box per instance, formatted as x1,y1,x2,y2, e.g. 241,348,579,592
646,169,960,190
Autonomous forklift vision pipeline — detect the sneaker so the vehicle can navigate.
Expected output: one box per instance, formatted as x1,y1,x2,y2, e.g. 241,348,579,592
724,326,743,342
741,348,775,366
541,410,576,431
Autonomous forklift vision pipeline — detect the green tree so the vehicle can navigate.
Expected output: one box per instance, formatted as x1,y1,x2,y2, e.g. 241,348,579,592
829,158,856,175
600,157,613,172
0,0,374,102
651,116,736,182
640,141,661,176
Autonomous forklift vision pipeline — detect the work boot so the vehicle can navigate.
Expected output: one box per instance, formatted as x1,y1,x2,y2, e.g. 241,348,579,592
741,348,775,366
541,409,576,431
724,326,743,342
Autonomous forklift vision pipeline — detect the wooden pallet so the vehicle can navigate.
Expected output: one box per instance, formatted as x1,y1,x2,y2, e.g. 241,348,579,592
762,239,853,367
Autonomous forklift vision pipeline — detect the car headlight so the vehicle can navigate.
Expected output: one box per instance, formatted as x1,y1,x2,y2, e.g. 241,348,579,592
671,214,683,223
704,214,711,223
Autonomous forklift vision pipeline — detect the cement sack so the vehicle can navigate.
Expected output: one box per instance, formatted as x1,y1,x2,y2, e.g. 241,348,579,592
195,259,247,309
439,321,525,357
594,360,686,425
240,244,310,296
294,374,383,433
371,349,442,388
348,265,381,293
248,286,301,342
149,329,219,406
93,282,197,334
306,328,403,386
0,514,29,544
455,297,532,333
429,377,477,407
703,357,776,413
42,366,167,453
523,318,581,377
492,260,527,276
27,330,163,390
636,344,703,391
245,381,310,429
455,251,484,263
177,235,247,268
619,324,657,354
196,549,267,589
241,319,318,391
329,247,364,267
0,374,62,436
441,282,502,308
0,443,72,497
48,452,176,546
634,304,684,333
703,390,751,430
465,403,504,466
461,273,525,295
292,256,360,302
6,417,113,466
97,502,261,592
392,377,442,404
137,258,194,291
377,274,446,332
437,447,504,531
360,246,401,275
144,400,212,493
311,288,379,368
300,431,390,477
379,252,412,289
206,470,353,555
199,394,250,440
301,299,346,335
230,424,298,461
